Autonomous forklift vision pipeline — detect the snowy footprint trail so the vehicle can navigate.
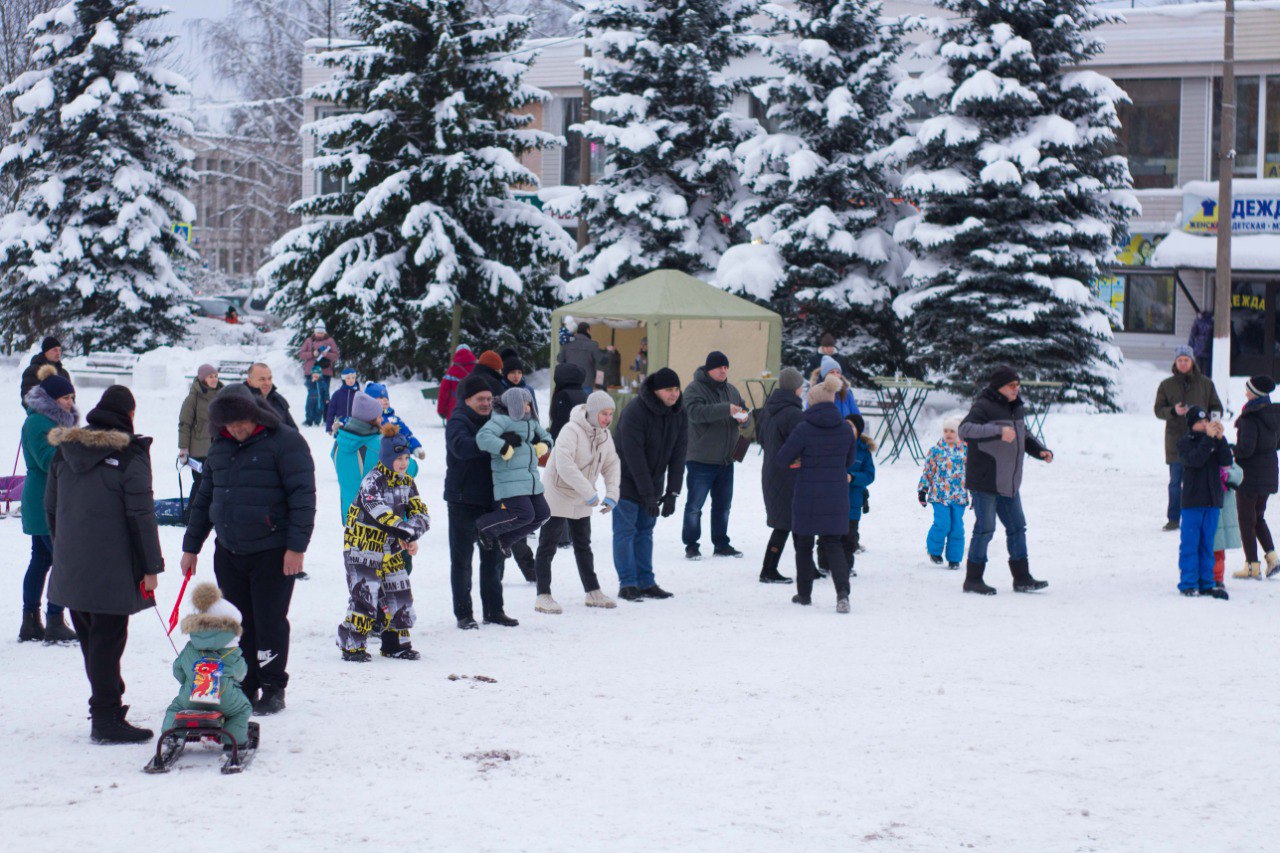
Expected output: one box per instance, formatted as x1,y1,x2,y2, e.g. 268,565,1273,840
3,366,1279,851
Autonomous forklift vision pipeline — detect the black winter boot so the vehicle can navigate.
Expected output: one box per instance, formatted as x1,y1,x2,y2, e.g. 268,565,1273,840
43,613,78,644
18,610,44,642
963,562,996,595
1010,559,1048,592
759,545,793,584
617,586,645,602
253,687,286,715
90,705,153,744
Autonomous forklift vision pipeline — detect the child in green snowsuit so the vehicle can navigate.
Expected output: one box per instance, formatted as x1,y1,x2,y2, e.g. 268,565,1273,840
162,582,253,745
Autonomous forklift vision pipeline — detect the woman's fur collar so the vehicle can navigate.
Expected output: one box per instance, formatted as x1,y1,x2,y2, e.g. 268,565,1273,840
23,386,79,427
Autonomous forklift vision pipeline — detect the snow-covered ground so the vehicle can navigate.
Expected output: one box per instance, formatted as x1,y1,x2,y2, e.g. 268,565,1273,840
3,352,1279,851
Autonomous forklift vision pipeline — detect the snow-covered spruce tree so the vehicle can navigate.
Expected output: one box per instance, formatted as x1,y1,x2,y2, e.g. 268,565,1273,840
0,0,194,352
263,0,572,379
549,0,761,296
720,0,910,382
888,0,1135,408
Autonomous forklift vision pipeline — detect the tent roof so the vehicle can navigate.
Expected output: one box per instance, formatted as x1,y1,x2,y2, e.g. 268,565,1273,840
551,269,781,323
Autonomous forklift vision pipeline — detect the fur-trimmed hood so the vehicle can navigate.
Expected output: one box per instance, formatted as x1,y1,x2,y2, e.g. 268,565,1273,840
47,426,139,474
47,426,130,451
23,386,79,427
207,383,281,439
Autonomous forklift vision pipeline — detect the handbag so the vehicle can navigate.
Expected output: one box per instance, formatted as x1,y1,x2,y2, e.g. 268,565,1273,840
732,434,752,464
0,446,25,517
154,466,189,527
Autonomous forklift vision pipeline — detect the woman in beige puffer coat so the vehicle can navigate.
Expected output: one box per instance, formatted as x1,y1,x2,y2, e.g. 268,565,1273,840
534,391,621,613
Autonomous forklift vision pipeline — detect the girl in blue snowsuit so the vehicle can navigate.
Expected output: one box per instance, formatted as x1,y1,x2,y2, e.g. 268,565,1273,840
917,417,968,569
844,414,876,571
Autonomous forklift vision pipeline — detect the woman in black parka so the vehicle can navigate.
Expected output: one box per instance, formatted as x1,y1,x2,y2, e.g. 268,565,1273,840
1233,375,1280,579
773,373,857,613
757,368,806,585
46,385,163,744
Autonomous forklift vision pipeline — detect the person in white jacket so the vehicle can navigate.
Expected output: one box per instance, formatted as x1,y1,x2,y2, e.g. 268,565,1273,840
534,392,621,612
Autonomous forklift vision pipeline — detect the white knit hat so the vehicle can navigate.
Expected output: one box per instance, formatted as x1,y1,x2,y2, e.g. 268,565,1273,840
942,416,962,433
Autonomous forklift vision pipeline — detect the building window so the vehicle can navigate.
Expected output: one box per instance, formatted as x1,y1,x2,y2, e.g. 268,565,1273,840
314,107,352,196
1213,76,1262,179
561,97,606,186
747,93,783,134
1265,76,1280,178
1099,273,1176,334
1114,79,1180,189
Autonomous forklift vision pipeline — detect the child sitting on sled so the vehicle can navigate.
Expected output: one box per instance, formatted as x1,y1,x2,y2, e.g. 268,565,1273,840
162,582,253,746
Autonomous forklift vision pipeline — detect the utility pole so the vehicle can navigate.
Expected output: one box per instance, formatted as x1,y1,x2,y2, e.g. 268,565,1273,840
1213,0,1235,407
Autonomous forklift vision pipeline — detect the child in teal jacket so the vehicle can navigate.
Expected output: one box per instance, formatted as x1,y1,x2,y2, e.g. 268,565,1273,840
475,387,554,556
332,391,417,521
162,583,253,745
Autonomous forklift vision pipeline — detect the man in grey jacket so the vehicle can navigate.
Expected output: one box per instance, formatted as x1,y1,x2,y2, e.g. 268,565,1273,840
557,322,604,392
681,351,751,559
958,366,1052,596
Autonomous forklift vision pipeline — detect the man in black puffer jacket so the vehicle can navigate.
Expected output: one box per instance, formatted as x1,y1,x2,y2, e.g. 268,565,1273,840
957,366,1053,596
613,368,687,601
182,384,315,715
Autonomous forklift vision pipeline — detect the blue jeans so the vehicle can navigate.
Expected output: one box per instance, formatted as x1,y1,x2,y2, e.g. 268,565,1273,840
613,499,657,589
967,491,1028,565
927,503,966,564
1179,507,1219,591
305,376,331,425
1167,463,1183,523
682,461,733,550
24,535,62,616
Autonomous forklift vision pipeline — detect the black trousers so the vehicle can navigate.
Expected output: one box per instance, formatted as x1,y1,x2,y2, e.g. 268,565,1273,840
533,516,601,595
70,611,130,717
448,502,505,619
842,518,860,567
477,494,551,549
1238,491,1275,563
795,534,851,599
214,541,294,692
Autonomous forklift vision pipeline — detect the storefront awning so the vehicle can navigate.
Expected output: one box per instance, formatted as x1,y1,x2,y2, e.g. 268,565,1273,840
1148,229,1280,274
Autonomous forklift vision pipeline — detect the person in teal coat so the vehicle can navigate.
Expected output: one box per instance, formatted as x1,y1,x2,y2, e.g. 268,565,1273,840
162,583,253,746
331,392,417,522
475,387,554,555
19,366,79,643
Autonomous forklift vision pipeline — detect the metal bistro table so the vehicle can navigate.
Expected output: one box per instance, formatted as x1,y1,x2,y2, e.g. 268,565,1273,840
869,376,936,464
1017,380,1065,445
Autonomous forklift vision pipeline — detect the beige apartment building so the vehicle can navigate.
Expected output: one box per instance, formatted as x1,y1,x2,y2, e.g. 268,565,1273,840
300,2,1280,372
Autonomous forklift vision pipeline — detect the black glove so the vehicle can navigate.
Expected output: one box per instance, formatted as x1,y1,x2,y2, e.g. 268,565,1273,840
917,490,927,507
661,492,678,518
501,431,523,448
645,497,662,518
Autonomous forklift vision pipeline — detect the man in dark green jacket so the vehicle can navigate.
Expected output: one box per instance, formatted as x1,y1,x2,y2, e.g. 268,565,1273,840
1154,346,1222,531
681,351,750,559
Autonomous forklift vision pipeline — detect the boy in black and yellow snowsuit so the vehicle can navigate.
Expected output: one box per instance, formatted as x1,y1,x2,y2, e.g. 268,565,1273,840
337,425,430,661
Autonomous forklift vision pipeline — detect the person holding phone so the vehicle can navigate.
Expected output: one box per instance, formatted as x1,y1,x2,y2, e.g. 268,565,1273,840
1154,346,1223,532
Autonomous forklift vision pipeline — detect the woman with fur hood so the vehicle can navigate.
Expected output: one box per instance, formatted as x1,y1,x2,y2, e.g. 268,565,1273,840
807,355,861,418
46,385,164,744
161,583,253,746
773,373,859,613
18,365,80,644
533,391,621,613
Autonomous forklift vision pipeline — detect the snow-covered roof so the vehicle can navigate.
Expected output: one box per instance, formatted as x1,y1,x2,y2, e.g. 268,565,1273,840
1149,229,1280,271
1183,179,1280,197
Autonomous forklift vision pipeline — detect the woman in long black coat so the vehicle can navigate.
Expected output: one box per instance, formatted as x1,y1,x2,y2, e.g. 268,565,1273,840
46,385,164,744
773,373,857,612
757,368,806,584
1233,375,1280,578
